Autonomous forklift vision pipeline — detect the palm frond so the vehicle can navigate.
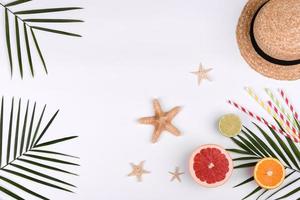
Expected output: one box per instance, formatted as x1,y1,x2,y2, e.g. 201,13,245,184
5,0,32,7
226,148,253,155
0,1,83,78
254,123,292,167
244,126,277,158
14,7,82,15
230,124,300,200
266,176,300,199
233,176,254,188
242,129,269,157
275,187,300,200
234,162,257,169
242,187,262,200
0,97,78,199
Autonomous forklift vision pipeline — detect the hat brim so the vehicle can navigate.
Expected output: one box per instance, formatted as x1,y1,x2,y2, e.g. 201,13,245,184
236,0,300,80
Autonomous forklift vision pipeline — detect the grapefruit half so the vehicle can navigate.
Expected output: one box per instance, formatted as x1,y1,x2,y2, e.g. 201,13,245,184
189,144,233,187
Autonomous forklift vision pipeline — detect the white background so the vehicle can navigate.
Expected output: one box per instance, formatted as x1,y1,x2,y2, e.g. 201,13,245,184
0,0,300,199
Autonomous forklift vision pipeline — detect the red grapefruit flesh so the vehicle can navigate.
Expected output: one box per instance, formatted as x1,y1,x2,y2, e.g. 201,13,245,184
189,144,233,187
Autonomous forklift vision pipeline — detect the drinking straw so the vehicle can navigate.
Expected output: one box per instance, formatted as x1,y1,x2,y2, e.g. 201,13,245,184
267,101,298,138
245,87,271,114
227,100,298,142
264,88,297,127
245,87,296,137
278,89,299,121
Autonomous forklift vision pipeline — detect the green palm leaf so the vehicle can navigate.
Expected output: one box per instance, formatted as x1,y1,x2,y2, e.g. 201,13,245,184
5,9,13,75
0,97,3,166
254,123,292,167
30,149,79,158
0,97,78,199
230,122,300,200
286,138,300,164
268,126,300,170
15,7,82,15
30,28,47,73
24,23,34,76
33,110,59,145
17,158,78,176
15,16,23,77
275,187,300,200
24,154,79,166
24,19,83,23
10,163,75,187
226,148,253,155
244,126,277,158
256,190,267,200
230,137,256,156
275,119,300,166
0,2,83,78
13,99,21,159
0,175,47,200
237,135,263,157
7,98,14,163
0,185,23,200
242,187,261,200
233,176,254,188
35,136,78,148
266,176,300,199
233,157,260,161
234,162,257,169
2,169,73,193
19,100,29,155
242,129,269,157
6,0,32,7
31,26,82,37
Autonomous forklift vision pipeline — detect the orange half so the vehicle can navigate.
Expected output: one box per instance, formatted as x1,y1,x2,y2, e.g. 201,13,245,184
254,158,285,189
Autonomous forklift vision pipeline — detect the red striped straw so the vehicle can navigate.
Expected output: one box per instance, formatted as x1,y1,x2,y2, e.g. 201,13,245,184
267,101,299,138
228,100,299,142
278,89,299,121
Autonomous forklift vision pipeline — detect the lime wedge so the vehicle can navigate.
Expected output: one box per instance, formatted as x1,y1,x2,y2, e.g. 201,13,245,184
218,114,242,137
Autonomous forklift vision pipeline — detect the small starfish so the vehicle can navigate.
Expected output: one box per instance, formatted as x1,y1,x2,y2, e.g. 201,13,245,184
191,63,212,85
128,161,150,182
139,99,181,143
169,167,184,182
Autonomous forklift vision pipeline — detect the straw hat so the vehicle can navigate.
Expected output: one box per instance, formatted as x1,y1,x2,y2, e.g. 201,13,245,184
236,0,300,80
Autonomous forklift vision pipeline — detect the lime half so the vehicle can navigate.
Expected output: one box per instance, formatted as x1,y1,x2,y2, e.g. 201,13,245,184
218,114,242,137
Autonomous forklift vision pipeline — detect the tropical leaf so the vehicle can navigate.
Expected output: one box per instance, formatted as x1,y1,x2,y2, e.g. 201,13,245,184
275,187,300,200
0,1,83,78
230,124,300,200
254,123,292,167
0,97,78,199
266,175,300,199
226,148,253,155
242,129,269,157
242,187,262,200
233,176,254,188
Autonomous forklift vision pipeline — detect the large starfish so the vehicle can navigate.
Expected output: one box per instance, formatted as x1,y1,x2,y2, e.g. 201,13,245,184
128,161,150,182
139,99,181,143
191,63,212,85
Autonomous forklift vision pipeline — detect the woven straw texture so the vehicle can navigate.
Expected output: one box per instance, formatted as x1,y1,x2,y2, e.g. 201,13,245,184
236,0,300,80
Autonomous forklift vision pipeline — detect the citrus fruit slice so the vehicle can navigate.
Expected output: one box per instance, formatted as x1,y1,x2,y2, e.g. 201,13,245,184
189,144,233,187
218,114,242,137
254,158,285,189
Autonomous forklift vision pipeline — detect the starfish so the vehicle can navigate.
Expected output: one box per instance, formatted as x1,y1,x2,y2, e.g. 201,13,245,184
191,63,212,85
169,167,184,182
139,99,181,143
128,161,150,182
